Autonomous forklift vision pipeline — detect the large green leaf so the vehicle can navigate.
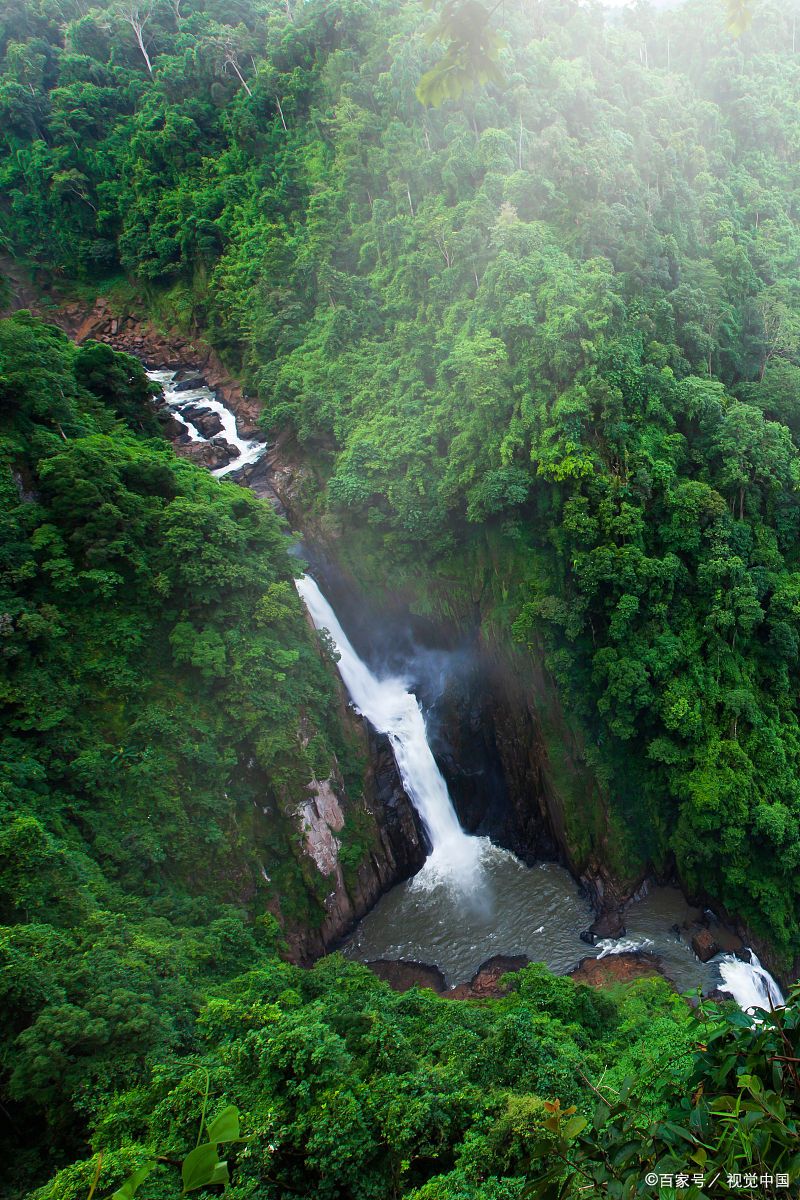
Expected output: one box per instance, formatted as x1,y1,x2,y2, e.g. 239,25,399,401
111,1162,156,1200
181,1143,220,1195
207,1105,240,1143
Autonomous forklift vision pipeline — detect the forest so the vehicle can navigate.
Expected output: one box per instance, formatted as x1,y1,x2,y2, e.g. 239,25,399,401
2,0,800,1194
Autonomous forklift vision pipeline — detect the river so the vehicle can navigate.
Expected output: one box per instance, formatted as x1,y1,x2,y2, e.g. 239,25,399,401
150,367,786,1014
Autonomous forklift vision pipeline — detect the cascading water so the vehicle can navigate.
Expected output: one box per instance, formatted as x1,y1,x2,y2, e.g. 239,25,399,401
296,574,486,889
147,361,789,1008
147,370,266,478
719,950,785,1013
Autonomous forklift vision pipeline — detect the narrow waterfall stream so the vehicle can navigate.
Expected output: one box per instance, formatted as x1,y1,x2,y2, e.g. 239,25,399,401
297,575,486,888
150,367,787,1013
297,572,786,1010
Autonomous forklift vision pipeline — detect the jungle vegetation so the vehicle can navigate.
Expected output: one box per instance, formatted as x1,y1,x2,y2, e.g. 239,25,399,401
2,0,800,1195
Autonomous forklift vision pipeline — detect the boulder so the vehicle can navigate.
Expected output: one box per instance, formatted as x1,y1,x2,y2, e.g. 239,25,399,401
704,988,735,1004
691,929,720,962
176,439,239,471
580,907,626,945
193,410,224,438
447,955,530,1000
172,372,205,392
157,410,189,440
366,959,446,994
570,951,665,988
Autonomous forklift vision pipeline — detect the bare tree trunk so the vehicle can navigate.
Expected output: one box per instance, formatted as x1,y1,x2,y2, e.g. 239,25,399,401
275,95,287,130
120,4,153,74
134,23,153,72
227,55,252,96
406,186,414,217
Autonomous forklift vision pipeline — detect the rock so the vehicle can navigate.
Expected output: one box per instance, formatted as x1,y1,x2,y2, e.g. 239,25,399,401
157,411,189,440
366,959,446,994
175,439,239,471
448,955,530,1000
581,908,626,945
172,372,205,392
570,952,665,988
712,927,745,955
691,929,720,962
194,410,223,438
704,988,735,1003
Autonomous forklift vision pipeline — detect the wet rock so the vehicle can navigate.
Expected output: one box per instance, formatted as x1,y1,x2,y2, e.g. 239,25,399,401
172,372,205,392
704,988,735,1003
231,449,284,513
570,951,665,988
448,955,530,1000
176,439,239,471
193,410,223,438
366,959,446,993
691,929,720,962
580,908,626,945
157,410,189,440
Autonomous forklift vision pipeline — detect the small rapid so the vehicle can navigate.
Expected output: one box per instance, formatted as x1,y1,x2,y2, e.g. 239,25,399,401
147,369,266,478
719,950,785,1013
296,574,486,889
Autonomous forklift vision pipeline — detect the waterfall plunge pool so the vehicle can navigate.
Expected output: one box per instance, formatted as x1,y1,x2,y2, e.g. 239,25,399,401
145,366,784,1013
298,573,785,1011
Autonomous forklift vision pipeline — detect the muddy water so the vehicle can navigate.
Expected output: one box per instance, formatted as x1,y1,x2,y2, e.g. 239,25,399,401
342,851,738,994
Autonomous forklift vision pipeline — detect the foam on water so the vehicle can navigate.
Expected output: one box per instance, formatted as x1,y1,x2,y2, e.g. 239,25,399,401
147,369,266,477
296,574,486,890
719,950,785,1013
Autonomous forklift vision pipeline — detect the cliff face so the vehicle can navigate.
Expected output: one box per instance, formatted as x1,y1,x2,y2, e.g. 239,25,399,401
282,722,427,962
0,281,429,962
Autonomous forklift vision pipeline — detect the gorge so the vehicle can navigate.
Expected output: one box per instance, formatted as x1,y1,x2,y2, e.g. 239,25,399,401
153,363,784,1010
3,0,800,1191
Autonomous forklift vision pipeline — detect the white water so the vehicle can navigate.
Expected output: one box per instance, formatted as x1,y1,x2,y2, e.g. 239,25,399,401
147,370,266,477
719,950,785,1014
296,574,487,890
147,366,788,1007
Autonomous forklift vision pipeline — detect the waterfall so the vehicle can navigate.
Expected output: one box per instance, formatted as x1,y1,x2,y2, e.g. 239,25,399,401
718,950,785,1013
296,574,485,888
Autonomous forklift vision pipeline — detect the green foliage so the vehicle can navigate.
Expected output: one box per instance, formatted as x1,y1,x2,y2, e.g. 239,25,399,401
529,985,800,1198
29,960,706,1200
0,315,374,1194
3,4,800,1199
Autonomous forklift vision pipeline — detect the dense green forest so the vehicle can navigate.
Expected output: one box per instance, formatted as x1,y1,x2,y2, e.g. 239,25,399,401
4,0,800,959
0,321,796,1196
3,0,800,1194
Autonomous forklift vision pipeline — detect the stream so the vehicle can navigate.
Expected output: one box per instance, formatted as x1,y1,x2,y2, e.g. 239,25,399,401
151,368,786,1014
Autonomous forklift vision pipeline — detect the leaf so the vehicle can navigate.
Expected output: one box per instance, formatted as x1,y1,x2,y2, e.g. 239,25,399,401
182,1143,220,1194
206,1105,240,1143
112,1163,156,1200
211,1161,230,1188
562,1116,588,1139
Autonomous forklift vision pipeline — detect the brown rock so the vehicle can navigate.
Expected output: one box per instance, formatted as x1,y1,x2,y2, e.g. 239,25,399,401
570,952,665,988
175,439,239,471
366,960,446,993
447,955,530,1000
691,930,720,962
